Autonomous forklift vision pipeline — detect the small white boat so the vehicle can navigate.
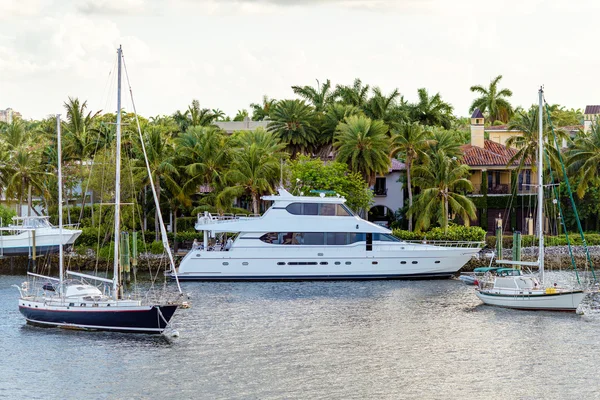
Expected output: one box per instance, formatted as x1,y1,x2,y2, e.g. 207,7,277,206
475,268,585,311
0,216,81,257
474,88,586,312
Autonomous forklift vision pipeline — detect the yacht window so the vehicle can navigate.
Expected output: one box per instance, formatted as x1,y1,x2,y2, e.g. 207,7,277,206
348,233,366,244
320,262,328,265
292,233,305,245
320,203,336,216
401,261,406,264
336,204,353,216
327,232,347,245
335,261,341,265
286,203,303,215
304,232,325,245
286,202,353,217
374,233,400,242
304,203,319,215
260,232,279,244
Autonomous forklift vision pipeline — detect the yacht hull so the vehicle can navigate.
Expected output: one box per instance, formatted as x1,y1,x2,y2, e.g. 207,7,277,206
18,302,178,334
173,246,479,281
475,290,586,311
0,229,81,256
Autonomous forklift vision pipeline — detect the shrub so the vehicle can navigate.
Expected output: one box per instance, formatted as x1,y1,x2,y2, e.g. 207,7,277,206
392,225,486,242
149,241,165,254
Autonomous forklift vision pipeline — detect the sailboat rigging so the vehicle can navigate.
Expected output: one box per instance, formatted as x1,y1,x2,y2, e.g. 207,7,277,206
475,87,586,311
14,46,184,333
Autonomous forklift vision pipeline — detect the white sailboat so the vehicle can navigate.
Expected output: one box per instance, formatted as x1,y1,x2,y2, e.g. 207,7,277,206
14,46,183,333
475,88,585,311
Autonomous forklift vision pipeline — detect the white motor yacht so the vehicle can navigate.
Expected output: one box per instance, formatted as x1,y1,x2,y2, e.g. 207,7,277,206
171,188,482,280
0,216,81,257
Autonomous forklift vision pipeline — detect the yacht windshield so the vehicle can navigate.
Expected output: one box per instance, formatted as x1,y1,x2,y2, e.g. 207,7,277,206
285,203,354,217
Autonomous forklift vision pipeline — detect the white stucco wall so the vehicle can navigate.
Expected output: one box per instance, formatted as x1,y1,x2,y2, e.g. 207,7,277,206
372,171,404,214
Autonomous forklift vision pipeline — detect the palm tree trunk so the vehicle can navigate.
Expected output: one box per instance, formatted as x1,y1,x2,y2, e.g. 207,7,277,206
19,176,24,217
443,190,449,233
27,182,32,217
154,178,161,242
252,192,259,215
406,159,413,232
173,207,178,252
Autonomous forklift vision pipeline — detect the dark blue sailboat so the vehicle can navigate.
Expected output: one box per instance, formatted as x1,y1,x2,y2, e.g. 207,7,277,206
15,47,183,334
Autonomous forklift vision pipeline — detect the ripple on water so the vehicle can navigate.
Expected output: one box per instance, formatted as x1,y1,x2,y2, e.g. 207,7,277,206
1,275,600,399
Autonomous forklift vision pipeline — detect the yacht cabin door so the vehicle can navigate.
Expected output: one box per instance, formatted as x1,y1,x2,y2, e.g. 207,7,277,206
366,233,373,254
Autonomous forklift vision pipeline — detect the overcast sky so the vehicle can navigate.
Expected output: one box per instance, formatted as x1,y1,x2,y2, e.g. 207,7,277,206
1,0,598,120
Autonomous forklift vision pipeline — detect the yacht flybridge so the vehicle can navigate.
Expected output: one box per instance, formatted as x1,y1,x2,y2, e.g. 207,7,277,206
172,189,483,280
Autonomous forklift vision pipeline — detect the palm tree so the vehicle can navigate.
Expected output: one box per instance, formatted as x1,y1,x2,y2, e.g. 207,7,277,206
250,95,277,121
335,78,370,108
469,75,514,123
567,123,600,198
63,97,101,219
409,150,476,232
3,146,49,217
292,79,337,112
220,140,282,214
267,99,317,157
505,108,568,174
233,109,249,121
320,104,361,158
391,122,434,231
136,127,179,241
409,88,454,129
175,126,229,195
334,115,391,186
426,128,464,159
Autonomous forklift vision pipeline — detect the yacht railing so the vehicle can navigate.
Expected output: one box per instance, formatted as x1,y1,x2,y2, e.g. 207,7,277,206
400,240,484,249
189,241,484,253
196,212,261,227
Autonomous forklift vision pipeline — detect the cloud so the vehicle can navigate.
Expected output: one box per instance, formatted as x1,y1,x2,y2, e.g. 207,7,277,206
77,0,146,15
0,0,49,20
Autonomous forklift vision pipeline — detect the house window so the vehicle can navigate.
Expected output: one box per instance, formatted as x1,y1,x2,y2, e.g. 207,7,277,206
374,177,387,196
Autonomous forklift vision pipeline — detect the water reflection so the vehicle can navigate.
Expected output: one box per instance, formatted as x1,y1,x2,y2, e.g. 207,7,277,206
2,275,600,399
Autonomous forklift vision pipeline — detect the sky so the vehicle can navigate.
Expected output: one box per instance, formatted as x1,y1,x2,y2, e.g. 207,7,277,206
1,0,599,120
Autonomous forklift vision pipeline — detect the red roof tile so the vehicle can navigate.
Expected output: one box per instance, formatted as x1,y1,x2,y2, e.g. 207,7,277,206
390,158,406,172
460,140,531,167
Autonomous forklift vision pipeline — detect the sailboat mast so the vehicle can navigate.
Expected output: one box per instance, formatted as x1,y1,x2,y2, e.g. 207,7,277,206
112,46,123,299
538,87,545,282
57,115,64,290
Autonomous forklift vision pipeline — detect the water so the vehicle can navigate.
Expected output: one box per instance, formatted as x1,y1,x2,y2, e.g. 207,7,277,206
2,275,600,400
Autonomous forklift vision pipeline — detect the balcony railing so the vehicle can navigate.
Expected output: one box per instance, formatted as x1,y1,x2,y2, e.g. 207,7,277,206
373,188,388,196
470,184,536,195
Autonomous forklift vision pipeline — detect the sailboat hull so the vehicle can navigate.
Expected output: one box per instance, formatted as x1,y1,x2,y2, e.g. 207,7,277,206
18,302,178,334
475,290,586,312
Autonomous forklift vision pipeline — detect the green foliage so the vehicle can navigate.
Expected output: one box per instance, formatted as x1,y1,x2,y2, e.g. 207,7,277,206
485,233,600,249
0,204,16,224
289,155,373,213
149,241,165,254
334,115,391,186
469,75,513,123
393,225,486,242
